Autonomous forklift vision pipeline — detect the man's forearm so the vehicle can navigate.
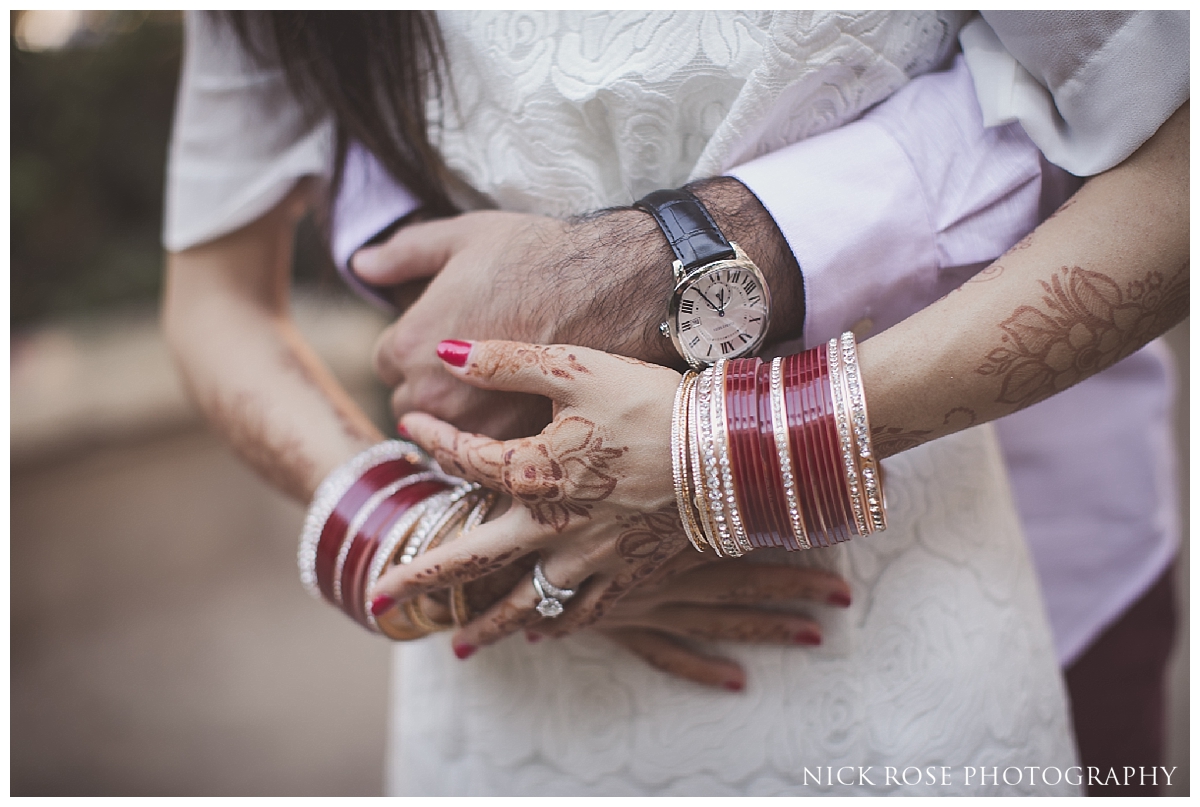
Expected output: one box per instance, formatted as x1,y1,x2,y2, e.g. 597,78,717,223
552,177,804,369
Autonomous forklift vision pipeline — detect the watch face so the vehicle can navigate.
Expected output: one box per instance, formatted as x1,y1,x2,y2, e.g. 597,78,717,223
673,260,771,365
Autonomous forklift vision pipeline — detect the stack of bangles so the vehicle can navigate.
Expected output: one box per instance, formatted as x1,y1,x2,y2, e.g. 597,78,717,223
297,440,499,640
300,330,886,638
671,331,887,556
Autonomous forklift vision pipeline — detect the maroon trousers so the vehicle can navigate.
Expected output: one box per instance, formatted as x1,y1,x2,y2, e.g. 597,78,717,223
1064,565,1179,796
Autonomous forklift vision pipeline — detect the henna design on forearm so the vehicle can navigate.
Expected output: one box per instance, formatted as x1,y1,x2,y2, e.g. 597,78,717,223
967,263,1007,283
942,407,977,429
204,390,316,501
977,265,1189,409
279,343,379,444
870,424,934,458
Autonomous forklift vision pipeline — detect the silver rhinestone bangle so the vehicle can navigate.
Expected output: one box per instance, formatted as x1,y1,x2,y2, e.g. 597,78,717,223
362,500,437,633
331,471,451,605
297,440,427,597
700,363,741,557
828,338,869,537
840,332,886,533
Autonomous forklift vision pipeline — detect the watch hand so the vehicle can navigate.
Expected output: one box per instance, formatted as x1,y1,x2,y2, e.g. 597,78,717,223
695,290,721,312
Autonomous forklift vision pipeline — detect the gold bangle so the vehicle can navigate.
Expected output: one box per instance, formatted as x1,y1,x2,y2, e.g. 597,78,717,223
687,374,722,556
672,371,708,553
366,500,435,636
403,598,447,634
448,490,500,627
698,364,740,557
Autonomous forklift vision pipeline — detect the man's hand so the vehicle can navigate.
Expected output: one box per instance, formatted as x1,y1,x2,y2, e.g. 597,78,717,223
358,177,804,439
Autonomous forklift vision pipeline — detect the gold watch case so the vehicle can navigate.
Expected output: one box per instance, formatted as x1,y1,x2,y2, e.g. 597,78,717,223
662,243,772,369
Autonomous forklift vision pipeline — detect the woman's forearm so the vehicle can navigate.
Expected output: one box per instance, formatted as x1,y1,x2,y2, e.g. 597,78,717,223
860,102,1189,458
162,186,384,502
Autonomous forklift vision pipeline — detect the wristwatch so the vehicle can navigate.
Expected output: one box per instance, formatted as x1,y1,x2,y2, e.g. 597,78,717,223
635,189,772,369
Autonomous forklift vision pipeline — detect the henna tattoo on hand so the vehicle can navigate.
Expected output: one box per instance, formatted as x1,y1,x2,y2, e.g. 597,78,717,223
977,265,1189,409
408,548,523,589
431,416,627,532
471,344,591,383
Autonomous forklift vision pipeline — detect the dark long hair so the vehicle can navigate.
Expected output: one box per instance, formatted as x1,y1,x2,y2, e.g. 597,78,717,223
222,11,457,219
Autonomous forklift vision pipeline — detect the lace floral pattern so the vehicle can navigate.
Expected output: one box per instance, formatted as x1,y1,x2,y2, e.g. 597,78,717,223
386,12,1077,795
390,428,1078,795
433,11,968,215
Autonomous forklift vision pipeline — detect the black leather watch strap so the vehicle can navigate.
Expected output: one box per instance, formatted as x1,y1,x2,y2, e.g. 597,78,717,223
635,188,736,272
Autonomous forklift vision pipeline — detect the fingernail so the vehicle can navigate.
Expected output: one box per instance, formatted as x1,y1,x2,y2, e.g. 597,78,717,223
794,631,822,646
436,340,472,368
827,591,852,608
369,595,395,617
396,422,412,440
525,631,542,643
723,680,745,692
453,642,477,660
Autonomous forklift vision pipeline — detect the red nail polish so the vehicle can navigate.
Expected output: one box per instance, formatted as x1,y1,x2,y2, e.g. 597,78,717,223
396,422,412,439
794,631,822,646
370,595,395,616
723,680,745,692
827,591,852,608
436,340,472,368
453,643,477,660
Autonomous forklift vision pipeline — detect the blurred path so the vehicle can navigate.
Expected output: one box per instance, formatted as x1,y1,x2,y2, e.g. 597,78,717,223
11,294,393,795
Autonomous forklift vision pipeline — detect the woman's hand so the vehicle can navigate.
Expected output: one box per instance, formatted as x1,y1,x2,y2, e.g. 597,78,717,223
587,550,850,690
371,338,691,651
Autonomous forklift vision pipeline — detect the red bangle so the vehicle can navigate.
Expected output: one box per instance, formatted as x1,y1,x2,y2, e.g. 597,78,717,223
738,358,777,549
756,360,796,550
813,347,852,544
726,358,767,548
315,458,422,603
800,347,838,547
341,480,453,627
785,352,826,546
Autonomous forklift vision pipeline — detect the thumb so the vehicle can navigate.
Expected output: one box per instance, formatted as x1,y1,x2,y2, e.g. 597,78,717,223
351,217,466,285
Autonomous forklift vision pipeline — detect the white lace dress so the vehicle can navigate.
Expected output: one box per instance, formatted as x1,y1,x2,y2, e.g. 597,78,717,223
164,10,1080,796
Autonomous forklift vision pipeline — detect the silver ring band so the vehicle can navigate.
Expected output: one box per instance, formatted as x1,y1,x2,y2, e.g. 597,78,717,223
532,560,575,618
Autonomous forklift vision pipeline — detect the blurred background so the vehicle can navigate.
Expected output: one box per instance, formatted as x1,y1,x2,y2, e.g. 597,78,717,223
9,9,1191,796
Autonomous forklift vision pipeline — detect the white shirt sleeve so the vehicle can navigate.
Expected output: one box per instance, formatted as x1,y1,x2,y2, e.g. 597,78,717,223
728,54,1073,347
962,11,1189,177
163,11,333,252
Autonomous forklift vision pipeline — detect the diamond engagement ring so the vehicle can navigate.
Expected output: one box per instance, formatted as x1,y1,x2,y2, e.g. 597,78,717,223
532,560,575,618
